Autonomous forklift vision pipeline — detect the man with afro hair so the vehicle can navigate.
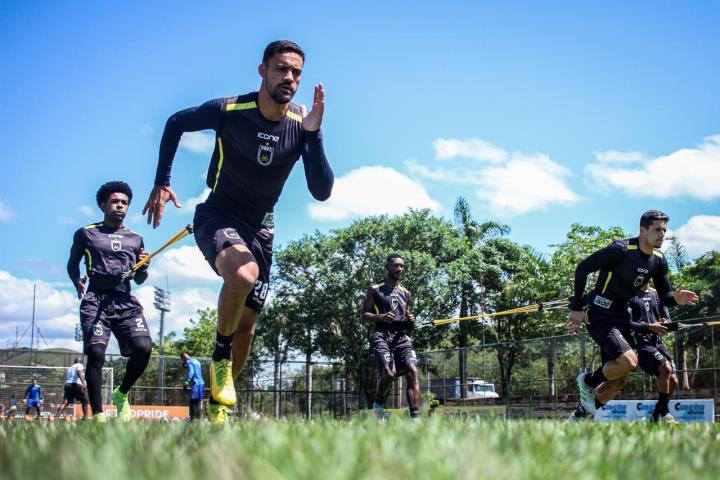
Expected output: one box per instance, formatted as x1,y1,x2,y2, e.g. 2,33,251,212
67,181,152,422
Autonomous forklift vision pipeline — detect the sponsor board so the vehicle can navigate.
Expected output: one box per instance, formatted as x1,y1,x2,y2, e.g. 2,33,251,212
594,399,715,423
74,404,189,420
436,404,507,420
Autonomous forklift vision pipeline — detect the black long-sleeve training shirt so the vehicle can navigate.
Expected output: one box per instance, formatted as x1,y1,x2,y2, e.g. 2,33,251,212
67,222,147,293
628,288,671,345
155,92,334,214
571,237,676,314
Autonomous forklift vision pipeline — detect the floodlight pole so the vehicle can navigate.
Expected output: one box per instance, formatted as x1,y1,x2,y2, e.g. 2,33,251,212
153,285,171,405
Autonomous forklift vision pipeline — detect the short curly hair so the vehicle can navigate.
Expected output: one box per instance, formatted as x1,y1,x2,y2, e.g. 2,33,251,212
96,181,133,207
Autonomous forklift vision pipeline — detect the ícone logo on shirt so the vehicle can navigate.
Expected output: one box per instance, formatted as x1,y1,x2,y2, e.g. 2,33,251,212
111,240,122,252
257,144,275,166
633,275,645,287
391,293,400,311
94,324,104,336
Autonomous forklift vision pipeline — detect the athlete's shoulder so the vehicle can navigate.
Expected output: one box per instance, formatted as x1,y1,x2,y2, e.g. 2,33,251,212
398,284,411,296
119,226,143,238
224,92,259,112
285,102,303,124
83,222,104,230
370,282,385,290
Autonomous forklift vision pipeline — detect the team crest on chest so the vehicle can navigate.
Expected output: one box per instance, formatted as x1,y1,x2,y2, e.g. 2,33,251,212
257,144,275,166
391,293,400,310
111,240,122,252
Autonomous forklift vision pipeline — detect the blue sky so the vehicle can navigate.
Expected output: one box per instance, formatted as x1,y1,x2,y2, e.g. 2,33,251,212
1,1,718,350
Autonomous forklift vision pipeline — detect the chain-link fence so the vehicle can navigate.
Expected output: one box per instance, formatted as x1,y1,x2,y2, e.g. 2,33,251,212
2,318,718,419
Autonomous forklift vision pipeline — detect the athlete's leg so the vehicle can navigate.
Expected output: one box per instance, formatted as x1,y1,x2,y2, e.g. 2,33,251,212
86,342,108,415
119,337,152,393
404,364,421,416
596,375,629,404
376,364,396,403
652,360,675,418
214,245,259,359
231,308,258,381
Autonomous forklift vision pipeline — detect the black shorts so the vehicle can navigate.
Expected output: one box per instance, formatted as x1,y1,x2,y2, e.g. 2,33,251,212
586,308,634,362
371,331,417,371
63,383,88,405
194,198,273,312
80,291,150,357
637,343,675,376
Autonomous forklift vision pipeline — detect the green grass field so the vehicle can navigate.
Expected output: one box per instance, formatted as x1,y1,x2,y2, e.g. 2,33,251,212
1,419,718,480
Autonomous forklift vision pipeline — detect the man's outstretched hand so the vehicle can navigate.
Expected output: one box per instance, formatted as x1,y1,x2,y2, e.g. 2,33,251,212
142,185,181,228
300,83,324,132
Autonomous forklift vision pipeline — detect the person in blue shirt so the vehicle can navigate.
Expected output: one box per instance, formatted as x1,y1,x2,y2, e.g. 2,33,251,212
24,378,43,419
181,352,205,421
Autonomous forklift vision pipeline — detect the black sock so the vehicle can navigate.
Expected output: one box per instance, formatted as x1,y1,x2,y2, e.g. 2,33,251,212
655,392,670,416
584,368,607,389
212,331,234,361
86,343,107,415
209,395,219,405
595,399,605,409
409,408,420,418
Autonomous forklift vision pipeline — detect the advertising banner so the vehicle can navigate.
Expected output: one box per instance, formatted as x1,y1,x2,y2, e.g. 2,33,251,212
594,399,715,423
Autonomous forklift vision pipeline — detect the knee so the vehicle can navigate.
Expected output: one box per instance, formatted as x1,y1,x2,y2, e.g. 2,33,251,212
405,365,419,382
86,343,107,364
658,362,672,378
224,269,259,293
618,351,638,372
381,366,395,379
129,336,152,358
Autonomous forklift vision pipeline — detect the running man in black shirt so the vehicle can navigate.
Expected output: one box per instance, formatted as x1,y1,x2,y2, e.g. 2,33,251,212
567,210,698,420
142,40,334,422
361,255,421,420
628,283,678,423
67,181,152,422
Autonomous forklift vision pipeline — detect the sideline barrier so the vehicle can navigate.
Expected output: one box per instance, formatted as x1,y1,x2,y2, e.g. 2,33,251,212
594,399,715,423
74,404,188,420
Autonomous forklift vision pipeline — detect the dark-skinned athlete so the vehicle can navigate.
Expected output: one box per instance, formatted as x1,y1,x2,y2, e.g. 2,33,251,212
567,210,698,421
142,40,333,423
361,254,421,420
628,282,679,423
67,181,152,422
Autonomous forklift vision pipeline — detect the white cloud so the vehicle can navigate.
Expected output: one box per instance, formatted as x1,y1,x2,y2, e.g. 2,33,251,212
307,166,441,221
135,285,218,339
181,188,211,213
0,267,220,351
671,215,720,257
593,150,648,164
408,138,581,217
78,205,96,218
144,245,221,287
179,131,215,154
475,153,581,216
434,138,507,164
586,134,720,200
0,270,79,349
0,199,18,222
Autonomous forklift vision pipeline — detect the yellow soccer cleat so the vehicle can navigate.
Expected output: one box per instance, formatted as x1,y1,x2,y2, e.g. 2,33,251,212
210,359,236,406
113,387,133,422
206,402,231,424
93,412,108,423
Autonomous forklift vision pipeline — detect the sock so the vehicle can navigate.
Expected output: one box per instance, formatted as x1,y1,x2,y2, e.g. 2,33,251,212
212,331,234,361
584,368,608,389
409,408,420,418
595,399,605,409
209,395,219,405
655,392,670,416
